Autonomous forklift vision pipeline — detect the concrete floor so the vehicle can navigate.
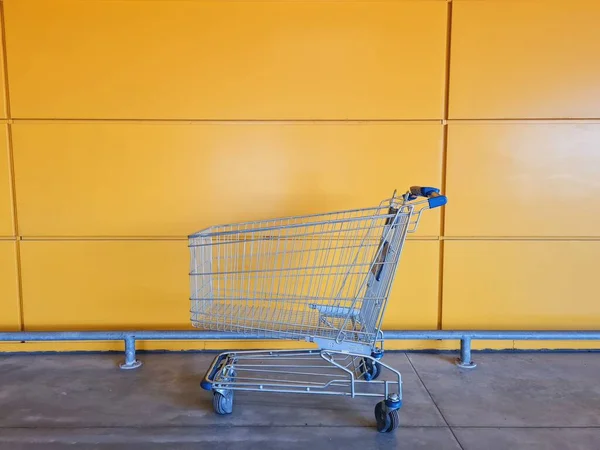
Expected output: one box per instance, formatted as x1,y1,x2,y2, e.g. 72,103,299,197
1,352,599,449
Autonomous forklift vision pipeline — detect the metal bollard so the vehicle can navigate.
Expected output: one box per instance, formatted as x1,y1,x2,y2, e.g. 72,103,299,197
455,337,477,369
119,335,143,370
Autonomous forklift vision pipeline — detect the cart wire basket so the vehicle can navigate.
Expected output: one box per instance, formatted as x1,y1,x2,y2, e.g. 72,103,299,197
189,186,447,432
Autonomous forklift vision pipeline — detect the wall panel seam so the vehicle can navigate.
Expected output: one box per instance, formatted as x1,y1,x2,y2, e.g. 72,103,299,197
1,1,24,331
8,118,600,124
447,118,600,124
442,237,600,241
10,118,445,124
17,236,600,242
437,0,453,330
16,236,444,242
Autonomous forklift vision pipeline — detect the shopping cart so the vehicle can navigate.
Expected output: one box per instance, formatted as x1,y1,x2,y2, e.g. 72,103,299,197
189,187,447,432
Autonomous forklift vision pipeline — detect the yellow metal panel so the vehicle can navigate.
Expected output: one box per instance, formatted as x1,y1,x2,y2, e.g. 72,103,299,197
13,122,443,237
445,123,600,237
0,125,13,236
0,240,20,330
450,0,600,119
4,0,447,120
19,239,438,333
20,240,190,330
382,240,440,330
443,241,600,330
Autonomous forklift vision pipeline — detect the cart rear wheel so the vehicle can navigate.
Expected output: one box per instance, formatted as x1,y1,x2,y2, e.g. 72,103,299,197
375,401,399,433
213,390,234,415
360,358,381,381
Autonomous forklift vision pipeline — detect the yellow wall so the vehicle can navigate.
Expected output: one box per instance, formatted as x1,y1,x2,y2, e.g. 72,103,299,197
1,0,599,352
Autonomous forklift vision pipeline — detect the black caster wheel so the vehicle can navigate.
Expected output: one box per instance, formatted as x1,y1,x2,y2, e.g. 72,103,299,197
213,390,234,415
359,357,382,381
374,401,399,433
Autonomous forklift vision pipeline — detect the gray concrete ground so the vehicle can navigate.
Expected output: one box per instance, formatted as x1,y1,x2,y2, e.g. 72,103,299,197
1,352,599,449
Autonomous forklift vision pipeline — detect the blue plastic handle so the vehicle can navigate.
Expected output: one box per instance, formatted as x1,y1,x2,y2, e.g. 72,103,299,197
409,186,447,209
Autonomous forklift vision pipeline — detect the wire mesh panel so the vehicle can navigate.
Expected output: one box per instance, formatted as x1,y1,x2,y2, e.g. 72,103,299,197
189,200,413,348
194,188,447,429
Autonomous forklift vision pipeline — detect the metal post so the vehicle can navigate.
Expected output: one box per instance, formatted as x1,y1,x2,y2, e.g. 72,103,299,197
456,337,477,369
119,335,142,370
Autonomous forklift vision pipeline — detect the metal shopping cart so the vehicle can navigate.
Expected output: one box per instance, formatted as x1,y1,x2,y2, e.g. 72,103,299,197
189,187,447,432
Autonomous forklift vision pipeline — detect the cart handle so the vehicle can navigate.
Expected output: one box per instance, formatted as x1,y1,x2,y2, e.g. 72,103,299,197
409,186,447,209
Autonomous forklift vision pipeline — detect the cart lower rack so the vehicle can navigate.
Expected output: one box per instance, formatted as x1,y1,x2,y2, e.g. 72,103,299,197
189,186,447,432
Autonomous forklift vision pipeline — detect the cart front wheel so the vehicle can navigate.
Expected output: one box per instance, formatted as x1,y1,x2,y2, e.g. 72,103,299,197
213,390,234,415
375,401,399,433
360,358,381,381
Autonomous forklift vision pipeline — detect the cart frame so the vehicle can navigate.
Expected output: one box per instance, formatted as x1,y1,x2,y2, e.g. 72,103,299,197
189,187,447,432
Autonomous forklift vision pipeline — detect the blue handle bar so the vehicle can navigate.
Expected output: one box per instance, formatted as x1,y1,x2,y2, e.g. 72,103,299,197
409,186,447,209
